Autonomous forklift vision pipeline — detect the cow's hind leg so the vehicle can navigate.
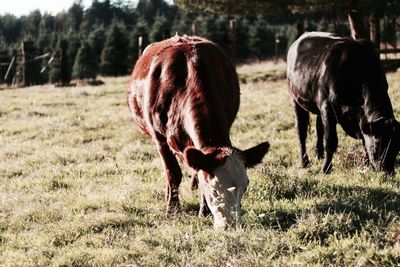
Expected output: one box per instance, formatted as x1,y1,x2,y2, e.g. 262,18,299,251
320,102,338,173
315,114,324,159
156,141,182,214
294,102,310,167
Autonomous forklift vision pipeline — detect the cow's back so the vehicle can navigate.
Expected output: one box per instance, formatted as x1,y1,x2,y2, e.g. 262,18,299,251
287,32,389,115
128,35,240,152
287,32,342,112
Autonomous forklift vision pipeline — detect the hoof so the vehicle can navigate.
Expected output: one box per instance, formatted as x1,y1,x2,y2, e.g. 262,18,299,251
198,205,211,217
301,155,310,168
166,200,180,215
314,147,324,159
321,163,332,174
363,156,370,167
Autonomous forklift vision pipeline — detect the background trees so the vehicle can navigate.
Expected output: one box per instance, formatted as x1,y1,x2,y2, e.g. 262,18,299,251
100,20,129,76
175,0,400,42
0,0,398,86
73,41,97,80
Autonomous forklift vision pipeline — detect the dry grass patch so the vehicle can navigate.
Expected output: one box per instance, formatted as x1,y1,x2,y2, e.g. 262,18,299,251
0,64,399,266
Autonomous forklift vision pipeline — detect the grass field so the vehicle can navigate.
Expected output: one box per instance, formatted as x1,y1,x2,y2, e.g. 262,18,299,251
0,63,400,266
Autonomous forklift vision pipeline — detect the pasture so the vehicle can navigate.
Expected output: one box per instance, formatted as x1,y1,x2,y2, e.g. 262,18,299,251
0,63,399,266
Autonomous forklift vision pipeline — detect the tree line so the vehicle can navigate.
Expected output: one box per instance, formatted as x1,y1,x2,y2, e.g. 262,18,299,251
0,0,397,86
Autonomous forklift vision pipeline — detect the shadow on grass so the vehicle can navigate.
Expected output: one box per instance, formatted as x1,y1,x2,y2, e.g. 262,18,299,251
315,184,400,222
252,180,400,233
182,202,201,216
51,216,148,247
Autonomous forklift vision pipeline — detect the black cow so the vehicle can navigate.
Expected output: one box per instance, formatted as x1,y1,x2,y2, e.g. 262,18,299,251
287,32,400,174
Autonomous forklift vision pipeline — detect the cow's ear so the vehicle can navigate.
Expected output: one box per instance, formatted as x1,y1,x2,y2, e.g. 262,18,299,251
241,141,270,168
361,117,386,135
184,147,223,173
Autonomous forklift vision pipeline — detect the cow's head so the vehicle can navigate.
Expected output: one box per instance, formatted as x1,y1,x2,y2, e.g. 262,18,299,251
361,117,400,174
184,142,269,228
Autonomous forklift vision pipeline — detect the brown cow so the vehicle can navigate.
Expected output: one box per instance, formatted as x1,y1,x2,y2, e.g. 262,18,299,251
128,35,269,228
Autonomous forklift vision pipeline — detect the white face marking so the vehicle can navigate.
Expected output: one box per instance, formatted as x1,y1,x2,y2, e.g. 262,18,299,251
197,153,249,229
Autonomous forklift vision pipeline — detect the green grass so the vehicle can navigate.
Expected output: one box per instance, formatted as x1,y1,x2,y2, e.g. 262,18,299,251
0,65,399,266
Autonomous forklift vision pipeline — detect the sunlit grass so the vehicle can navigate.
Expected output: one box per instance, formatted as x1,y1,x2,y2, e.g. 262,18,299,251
0,64,399,266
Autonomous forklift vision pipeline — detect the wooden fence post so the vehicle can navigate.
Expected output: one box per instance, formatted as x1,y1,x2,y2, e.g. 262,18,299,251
230,19,237,66
369,14,380,48
274,35,280,63
138,36,143,58
21,42,26,86
348,0,369,40
60,39,69,86
21,41,27,86
192,22,197,35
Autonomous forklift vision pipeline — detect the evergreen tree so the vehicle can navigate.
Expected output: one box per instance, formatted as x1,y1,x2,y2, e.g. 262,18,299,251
129,18,150,64
89,26,106,69
68,2,84,31
0,14,22,43
149,15,170,43
235,17,251,61
38,13,55,34
248,17,274,59
21,10,42,38
66,33,82,80
136,0,174,25
171,11,196,35
132,17,150,48
193,14,230,54
100,20,129,76
72,41,97,80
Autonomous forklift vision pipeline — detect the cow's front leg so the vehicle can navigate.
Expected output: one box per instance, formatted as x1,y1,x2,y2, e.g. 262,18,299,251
320,102,338,173
294,102,310,167
315,114,324,159
199,193,211,217
156,141,182,214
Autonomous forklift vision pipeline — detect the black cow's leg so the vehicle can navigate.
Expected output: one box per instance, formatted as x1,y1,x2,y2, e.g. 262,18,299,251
315,114,324,159
156,141,182,214
361,137,370,167
320,103,338,173
294,102,310,167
